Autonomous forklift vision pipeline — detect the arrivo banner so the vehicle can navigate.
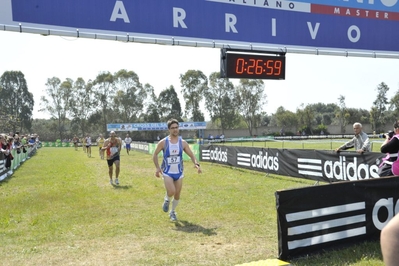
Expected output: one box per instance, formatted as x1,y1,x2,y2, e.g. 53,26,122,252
1,0,399,54
200,145,384,182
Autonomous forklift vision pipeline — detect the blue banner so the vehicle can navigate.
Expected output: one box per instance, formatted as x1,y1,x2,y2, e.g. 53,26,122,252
8,0,399,53
5,0,399,52
107,122,207,131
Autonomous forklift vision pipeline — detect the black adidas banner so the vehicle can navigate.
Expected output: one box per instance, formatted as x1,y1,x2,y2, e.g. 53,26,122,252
200,145,385,183
200,145,397,259
276,176,399,259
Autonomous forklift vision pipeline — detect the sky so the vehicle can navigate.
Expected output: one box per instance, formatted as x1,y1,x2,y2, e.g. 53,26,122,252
1,30,399,121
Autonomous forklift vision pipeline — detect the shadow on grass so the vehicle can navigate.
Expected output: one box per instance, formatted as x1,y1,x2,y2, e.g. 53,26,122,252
111,184,131,190
173,220,217,236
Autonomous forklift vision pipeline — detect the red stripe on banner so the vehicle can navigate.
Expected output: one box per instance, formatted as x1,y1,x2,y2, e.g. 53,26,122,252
311,4,399,21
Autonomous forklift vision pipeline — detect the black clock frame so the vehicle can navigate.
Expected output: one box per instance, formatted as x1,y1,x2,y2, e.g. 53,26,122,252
220,48,286,80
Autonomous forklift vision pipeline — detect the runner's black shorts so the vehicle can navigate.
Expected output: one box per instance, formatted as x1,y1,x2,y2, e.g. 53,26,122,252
107,155,120,167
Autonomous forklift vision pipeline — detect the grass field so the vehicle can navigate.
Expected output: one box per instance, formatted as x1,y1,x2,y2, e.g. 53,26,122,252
0,146,384,265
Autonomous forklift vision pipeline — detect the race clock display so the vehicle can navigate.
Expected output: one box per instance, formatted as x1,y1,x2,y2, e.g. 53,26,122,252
220,49,286,80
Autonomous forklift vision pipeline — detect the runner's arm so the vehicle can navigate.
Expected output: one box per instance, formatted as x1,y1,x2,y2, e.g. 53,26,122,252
183,140,201,173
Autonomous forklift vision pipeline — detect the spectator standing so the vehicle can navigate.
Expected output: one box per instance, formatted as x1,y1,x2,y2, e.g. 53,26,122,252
13,135,22,154
378,121,399,176
21,135,27,152
335,122,370,153
28,135,36,147
208,134,214,144
1,135,13,168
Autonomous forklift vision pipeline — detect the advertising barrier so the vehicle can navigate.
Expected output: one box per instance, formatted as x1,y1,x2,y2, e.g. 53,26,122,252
199,144,396,259
42,141,74,147
200,145,384,182
276,176,399,259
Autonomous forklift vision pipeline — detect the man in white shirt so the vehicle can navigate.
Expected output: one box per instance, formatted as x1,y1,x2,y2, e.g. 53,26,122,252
124,134,132,155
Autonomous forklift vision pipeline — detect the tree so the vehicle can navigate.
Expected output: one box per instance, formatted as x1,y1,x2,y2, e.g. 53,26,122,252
93,72,115,134
335,95,349,133
40,77,73,140
302,105,316,135
113,69,146,122
69,78,96,136
370,82,389,132
260,113,271,127
204,72,239,133
296,104,315,134
140,83,163,140
389,88,399,123
157,85,182,121
235,79,267,136
345,108,370,125
0,71,34,133
308,102,338,126
274,106,298,131
180,70,208,121
142,83,160,122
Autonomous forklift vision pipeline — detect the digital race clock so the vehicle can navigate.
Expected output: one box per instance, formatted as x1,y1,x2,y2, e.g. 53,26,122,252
220,49,286,80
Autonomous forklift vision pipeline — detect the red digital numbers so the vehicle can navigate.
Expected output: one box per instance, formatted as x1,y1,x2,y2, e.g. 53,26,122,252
235,57,283,76
235,58,245,74
223,51,285,80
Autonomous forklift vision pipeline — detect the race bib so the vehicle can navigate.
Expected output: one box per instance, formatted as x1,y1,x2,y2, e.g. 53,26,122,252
110,147,118,156
167,156,180,165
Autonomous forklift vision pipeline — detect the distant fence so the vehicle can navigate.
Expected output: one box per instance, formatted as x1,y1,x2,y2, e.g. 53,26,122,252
190,136,383,152
41,141,85,147
190,133,382,142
